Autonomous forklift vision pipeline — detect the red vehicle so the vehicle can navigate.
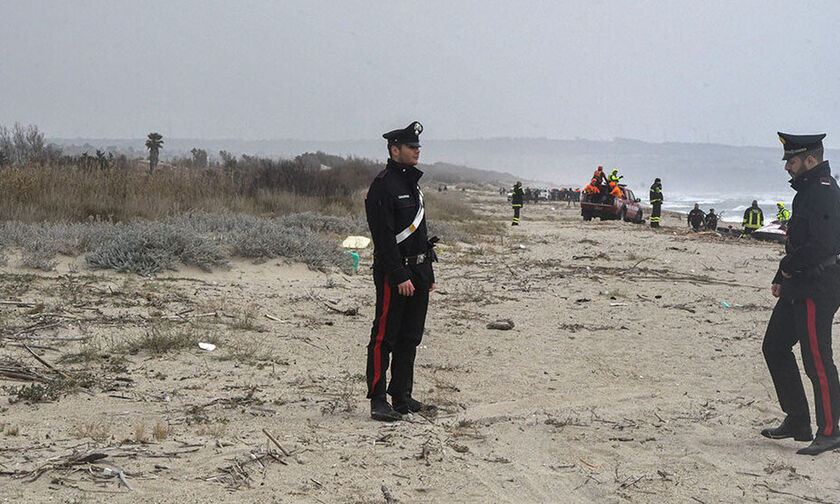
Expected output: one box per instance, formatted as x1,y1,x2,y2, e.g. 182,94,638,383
580,185,644,223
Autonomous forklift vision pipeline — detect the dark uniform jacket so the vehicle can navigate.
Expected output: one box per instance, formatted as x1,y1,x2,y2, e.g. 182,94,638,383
774,161,840,295
743,206,764,228
650,182,663,203
365,159,435,289
688,209,705,228
704,212,718,230
511,186,524,206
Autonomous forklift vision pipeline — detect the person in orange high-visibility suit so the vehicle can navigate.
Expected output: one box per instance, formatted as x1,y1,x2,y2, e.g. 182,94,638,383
583,178,600,195
592,166,607,185
609,181,623,199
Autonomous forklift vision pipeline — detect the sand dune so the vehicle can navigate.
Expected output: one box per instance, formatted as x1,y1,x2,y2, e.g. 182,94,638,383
0,189,835,503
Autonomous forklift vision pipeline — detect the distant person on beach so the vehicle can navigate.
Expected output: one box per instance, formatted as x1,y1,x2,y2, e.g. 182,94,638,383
704,208,718,231
608,168,623,185
776,202,791,229
688,203,705,231
742,200,764,235
592,166,607,185
511,181,524,226
649,178,663,228
761,132,840,455
364,121,437,422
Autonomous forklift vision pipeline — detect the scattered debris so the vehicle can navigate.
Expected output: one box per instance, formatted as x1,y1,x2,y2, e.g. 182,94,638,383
486,319,515,330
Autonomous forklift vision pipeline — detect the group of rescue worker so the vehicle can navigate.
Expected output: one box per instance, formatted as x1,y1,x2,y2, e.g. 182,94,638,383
680,198,790,234
582,166,625,200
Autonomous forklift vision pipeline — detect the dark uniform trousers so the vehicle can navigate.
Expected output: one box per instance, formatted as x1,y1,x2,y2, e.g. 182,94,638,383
763,280,840,437
366,266,429,402
651,203,661,226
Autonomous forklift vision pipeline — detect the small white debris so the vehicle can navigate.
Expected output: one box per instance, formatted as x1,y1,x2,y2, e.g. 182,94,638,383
198,342,216,351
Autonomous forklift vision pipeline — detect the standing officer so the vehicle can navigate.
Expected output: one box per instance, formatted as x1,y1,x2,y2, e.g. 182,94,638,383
743,200,764,234
365,121,437,422
761,132,840,455
511,181,524,225
649,177,663,228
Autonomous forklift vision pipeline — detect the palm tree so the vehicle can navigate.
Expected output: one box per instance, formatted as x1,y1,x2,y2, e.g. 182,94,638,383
145,132,164,174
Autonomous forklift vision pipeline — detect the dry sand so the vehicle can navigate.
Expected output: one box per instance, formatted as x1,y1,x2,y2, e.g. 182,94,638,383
0,190,837,503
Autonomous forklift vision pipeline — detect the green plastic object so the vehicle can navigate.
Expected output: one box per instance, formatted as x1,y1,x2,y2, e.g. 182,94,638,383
344,251,360,270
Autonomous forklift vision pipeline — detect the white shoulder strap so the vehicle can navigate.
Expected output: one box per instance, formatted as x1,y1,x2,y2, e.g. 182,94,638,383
395,187,424,244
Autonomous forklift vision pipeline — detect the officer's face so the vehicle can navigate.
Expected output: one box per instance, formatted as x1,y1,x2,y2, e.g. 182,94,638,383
785,154,817,179
785,156,806,178
393,144,420,165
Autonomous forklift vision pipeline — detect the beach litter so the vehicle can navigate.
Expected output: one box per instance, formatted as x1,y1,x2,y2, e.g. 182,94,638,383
487,319,515,330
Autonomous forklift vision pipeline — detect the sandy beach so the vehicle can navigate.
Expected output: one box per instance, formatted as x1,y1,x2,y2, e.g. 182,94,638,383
0,189,837,503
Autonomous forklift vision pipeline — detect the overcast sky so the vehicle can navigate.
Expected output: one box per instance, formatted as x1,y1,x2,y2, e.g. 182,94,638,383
2,0,839,147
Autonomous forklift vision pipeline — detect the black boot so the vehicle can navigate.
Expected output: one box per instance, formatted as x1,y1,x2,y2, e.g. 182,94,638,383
393,397,437,414
760,416,813,441
370,397,402,422
796,434,840,455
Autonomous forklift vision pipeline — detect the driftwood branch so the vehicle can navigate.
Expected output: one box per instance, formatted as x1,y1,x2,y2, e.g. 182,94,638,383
21,343,73,380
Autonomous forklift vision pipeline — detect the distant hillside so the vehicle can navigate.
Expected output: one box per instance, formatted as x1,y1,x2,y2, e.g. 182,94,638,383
50,136,839,196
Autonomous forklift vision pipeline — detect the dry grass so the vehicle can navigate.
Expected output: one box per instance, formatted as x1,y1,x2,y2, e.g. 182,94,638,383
134,422,149,443
196,422,228,438
118,324,221,356
71,421,112,442
153,421,173,441
0,164,368,223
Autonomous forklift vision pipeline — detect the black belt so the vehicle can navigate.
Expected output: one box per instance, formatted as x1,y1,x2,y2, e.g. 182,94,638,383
403,253,427,265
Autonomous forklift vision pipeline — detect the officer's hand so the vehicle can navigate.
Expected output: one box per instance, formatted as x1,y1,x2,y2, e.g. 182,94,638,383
771,283,782,298
429,283,435,293
397,279,415,296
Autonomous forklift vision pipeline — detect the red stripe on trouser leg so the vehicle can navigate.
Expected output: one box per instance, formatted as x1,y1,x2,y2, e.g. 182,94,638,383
806,298,834,436
371,277,391,395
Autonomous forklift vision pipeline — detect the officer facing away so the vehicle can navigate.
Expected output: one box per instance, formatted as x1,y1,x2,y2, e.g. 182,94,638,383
364,121,437,422
743,200,764,234
761,132,840,455
649,178,663,228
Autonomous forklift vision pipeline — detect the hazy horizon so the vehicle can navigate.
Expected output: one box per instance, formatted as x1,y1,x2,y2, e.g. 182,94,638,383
3,1,840,149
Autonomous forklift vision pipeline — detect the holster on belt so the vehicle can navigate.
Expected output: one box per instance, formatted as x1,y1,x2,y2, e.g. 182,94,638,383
427,236,439,263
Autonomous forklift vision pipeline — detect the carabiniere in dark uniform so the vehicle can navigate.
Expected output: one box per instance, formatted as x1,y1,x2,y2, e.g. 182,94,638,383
364,121,438,422
761,132,840,455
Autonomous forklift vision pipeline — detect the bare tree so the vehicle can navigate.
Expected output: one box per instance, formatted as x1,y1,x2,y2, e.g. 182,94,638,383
190,147,208,168
0,123,49,164
145,132,164,174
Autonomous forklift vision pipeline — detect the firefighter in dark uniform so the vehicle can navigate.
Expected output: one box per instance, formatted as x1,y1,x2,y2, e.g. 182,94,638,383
364,121,437,422
649,178,663,228
761,132,840,455
743,200,764,234
687,203,705,231
704,208,718,231
511,181,524,225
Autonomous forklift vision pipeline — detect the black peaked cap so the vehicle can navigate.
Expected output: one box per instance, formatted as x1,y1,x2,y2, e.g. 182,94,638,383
383,121,423,147
778,132,826,160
